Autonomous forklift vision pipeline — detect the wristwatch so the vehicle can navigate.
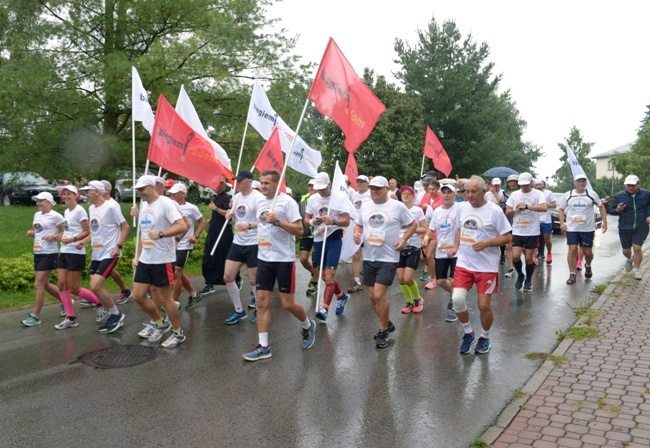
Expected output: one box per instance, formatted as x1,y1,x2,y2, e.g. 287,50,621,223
248,223,252,230
273,219,281,227
117,243,123,249
158,231,165,239
332,218,337,226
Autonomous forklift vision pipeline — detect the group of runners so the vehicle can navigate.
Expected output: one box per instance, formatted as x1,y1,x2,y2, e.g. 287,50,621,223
21,167,650,360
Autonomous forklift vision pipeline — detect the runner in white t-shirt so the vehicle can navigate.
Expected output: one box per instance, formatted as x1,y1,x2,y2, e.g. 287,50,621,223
348,174,371,293
533,179,556,265
451,176,512,355
242,169,316,362
484,178,503,205
20,192,65,328
354,176,417,349
132,175,188,348
222,171,264,324
505,172,547,292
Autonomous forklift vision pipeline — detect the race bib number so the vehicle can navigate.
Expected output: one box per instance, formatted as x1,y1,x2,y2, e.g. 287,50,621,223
460,228,477,246
258,230,272,249
33,237,43,252
571,214,586,225
515,215,531,226
63,231,73,244
367,229,386,246
140,233,154,250
92,237,105,250
438,238,454,251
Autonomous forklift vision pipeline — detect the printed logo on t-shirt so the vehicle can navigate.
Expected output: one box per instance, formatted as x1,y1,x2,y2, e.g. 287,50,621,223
34,222,44,233
463,219,478,230
236,203,248,218
63,221,70,231
140,210,156,232
368,213,387,228
90,218,101,233
355,200,363,209
570,199,589,212
318,206,329,216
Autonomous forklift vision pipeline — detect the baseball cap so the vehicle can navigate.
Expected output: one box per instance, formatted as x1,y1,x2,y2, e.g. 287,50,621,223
165,179,176,189
624,174,640,185
517,172,533,186
286,187,293,195
357,175,369,183
252,180,261,190
79,180,106,193
168,182,187,194
154,176,165,185
312,172,331,190
235,170,254,182
574,173,588,181
34,192,56,205
441,183,457,193
307,179,315,186
100,180,112,192
369,176,389,188
61,185,78,195
133,175,156,189
506,174,519,183
491,178,502,185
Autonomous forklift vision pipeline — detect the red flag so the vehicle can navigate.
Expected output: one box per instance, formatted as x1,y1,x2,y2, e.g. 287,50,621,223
345,152,358,190
252,127,286,193
424,126,452,177
308,38,386,154
148,95,233,189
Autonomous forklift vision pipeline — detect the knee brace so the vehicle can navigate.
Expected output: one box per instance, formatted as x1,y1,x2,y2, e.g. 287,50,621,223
452,288,468,313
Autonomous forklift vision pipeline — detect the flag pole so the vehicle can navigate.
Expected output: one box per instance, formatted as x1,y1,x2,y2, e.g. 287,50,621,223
131,116,137,228
315,225,329,313
134,159,151,271
420,153,426,178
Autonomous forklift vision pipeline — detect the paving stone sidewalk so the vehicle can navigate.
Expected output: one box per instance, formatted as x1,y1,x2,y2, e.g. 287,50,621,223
484,258,650,448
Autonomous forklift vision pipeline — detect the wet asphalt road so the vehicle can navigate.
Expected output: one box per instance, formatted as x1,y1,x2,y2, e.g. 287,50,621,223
0,222,626,447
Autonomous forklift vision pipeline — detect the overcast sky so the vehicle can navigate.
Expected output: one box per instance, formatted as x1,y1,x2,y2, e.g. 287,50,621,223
270,0,649,181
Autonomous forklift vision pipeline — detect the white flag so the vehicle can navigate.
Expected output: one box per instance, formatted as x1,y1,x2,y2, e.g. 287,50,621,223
565,141,593,191
247,81,321,177
131,66,155,134
331,162,360,261
175,85,232,171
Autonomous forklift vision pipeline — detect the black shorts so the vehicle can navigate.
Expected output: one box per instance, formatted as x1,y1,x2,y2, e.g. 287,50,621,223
256,259,295,293
299,236,314,252
58,253,86,271
34,253,58,271
226,243,258,268
435,257,457,280
512,234,539,249
619,227,649,249
566,231,595,248
89,258,119,279
397,246,420,270
362,261,397,287
134,262,175,287
175,249,191,268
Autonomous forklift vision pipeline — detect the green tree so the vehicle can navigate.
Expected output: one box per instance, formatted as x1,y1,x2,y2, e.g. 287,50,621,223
612,103,650,185
0,0,307,181
552,126,596,192
393,17,541,177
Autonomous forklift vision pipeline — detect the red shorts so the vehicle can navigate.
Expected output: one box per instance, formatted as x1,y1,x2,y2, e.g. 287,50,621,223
453,266,499,295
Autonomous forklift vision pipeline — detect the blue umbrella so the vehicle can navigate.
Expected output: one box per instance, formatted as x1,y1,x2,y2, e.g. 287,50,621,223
482,166,518,178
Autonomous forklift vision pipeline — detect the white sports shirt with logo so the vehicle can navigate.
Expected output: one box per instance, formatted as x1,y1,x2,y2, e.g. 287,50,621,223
505,189,547,236
60,205,88,255
402,205,425,248
357,199,415,263
429,203,460,259
351,190,371,213
306,192,348,242
558,189,602,232
32,210,65,254
255,193,302,262
177,202,204,250
231,189,264,246
457,201,512,273
540,189,555,224
138,196,183,264
89,201,126,261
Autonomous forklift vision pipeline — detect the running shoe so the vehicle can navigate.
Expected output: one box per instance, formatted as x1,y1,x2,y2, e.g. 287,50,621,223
315,306,328,322
424,279,436,290
242,344,271,361
59,305,66,317
515,274,524,290
475,337,492,354
387,320,396,333
335,293,349,315
585,265,593,279
523,281,533,293
576,260,583,271
546,253,553,265
116,289,132,305
138,322,156,338
375,330,389,348
625,258,633,272
54,317,78,330
99,313,125,333
198,284,215,296
161,330,186,348
401,303,414,314
459,332,476,354
251,310,257,324
185,293,202,310
419,271,429,282
79,299,95,307
95,306,106,322
225,310,248,325
21,313,41,327
634,269,642,280
248,296,257,309
147,320,171,341
302,319,316,350
306,281,318,295
413,298,424,313
445,302,458,322
566,274,577,285
505,268,516,278
347,282,363,293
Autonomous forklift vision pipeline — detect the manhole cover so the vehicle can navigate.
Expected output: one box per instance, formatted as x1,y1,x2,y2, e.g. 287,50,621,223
74,345,158,369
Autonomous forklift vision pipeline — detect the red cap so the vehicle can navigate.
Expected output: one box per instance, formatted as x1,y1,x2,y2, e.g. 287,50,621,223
165,179,176,189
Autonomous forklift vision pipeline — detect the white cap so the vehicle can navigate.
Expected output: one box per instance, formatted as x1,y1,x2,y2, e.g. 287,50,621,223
356,175,369,182
61,185,78,195
100,180,112,192
168,182,187,194
441,183,457,193
517,172,533,186
34,192,56,205
252,180,261,190
312,172,331,190
307,179,315,186
154,176,165,185
134,175,156,189
574,173,588,181
625,174,640,185
285,187,293,195
491,177,502,185
369,176,389,187
79,180,106,193
506,174,519,183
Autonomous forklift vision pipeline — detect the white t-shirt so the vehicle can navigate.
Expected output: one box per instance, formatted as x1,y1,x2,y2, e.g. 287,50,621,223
506,189,547,236
306,192,349,242
429,203,460,259
540,189,555,224
231,190,264,246
89,201,127,261
457,201,512,273
357,199,415,263
256,193,302,262
60,205,88,255
138,196,183,264
402,205,425,248
559,189,602,232
32,210,64,254
351,190,371,213
485,190,502,205
177,202,204,250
